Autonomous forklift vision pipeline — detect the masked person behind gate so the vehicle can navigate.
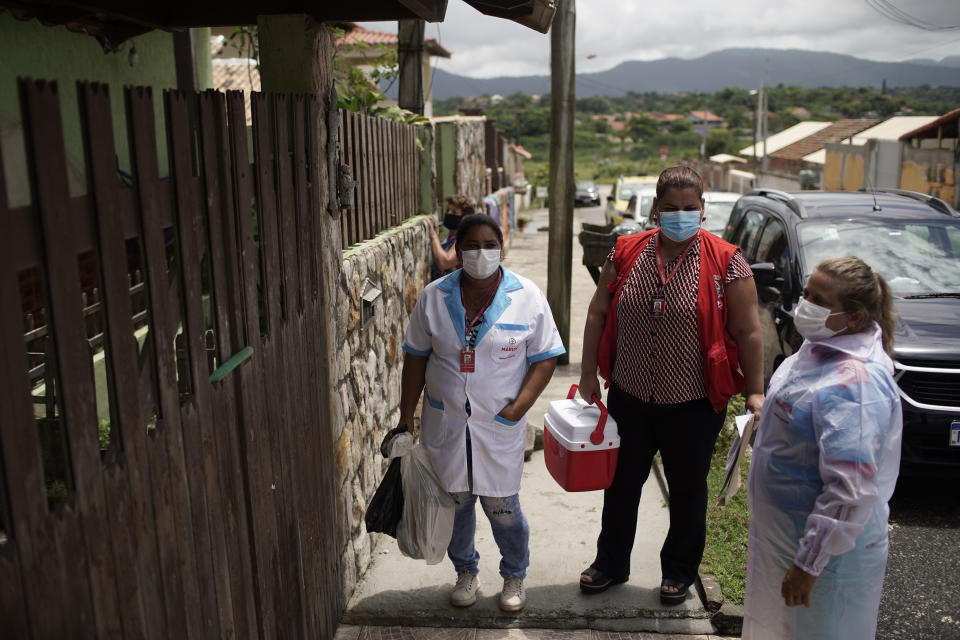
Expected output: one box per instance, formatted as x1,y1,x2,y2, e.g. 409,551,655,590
429,195,475,281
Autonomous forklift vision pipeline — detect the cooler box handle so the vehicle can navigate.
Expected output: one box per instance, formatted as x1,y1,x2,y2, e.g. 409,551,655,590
565,384,608,445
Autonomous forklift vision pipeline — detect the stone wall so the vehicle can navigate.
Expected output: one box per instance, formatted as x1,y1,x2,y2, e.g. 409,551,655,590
433,115,486,210
332,215,433,600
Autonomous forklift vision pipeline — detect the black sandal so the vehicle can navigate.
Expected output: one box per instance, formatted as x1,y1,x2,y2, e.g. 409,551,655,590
579,566,628,594
659,578,690,605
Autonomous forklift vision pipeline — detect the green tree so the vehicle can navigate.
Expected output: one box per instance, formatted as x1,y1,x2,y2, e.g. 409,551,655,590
723,107,751,130
669,118,693,135
613,127,630,152
326,26,426,123
576,96,612,114
705,129,735,156
502,92,534,109
591,118,612,134
434,96,464,115
628,115,659,141
516,107,551,137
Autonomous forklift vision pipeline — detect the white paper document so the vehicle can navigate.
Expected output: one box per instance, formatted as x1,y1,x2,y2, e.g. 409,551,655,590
734,413,752,438
718,413,757,506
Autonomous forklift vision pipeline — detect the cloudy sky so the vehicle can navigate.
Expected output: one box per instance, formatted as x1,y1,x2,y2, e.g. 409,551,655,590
362,0,960,78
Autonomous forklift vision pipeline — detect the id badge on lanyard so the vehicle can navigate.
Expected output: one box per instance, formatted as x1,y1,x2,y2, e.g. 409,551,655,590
649,292,665,319
460,348,475,373
459,272,502,373
651,235,694,319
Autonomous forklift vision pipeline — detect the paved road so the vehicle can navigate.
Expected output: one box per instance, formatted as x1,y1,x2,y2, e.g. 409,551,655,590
877,475,960,639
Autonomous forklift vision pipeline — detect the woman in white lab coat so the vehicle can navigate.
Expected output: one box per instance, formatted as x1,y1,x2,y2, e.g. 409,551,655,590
744,257,902,639
399,214,565,612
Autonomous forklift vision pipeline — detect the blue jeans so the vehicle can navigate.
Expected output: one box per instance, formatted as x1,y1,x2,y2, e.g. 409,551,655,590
447,492,530,579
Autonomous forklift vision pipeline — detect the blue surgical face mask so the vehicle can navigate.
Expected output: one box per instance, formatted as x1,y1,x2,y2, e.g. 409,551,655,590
659,210,702,242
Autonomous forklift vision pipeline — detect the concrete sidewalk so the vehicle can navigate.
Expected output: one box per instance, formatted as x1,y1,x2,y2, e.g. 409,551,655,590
339,206,722,637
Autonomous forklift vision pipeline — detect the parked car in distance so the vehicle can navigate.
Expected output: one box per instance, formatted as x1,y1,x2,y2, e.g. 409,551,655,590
575,180,601,207
606,174,658,224
624,184,657,229
702,191,741,235
723,188,960,475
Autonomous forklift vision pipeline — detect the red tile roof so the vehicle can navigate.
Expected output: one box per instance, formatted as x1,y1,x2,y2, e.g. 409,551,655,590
769,119,879,161
645,112,684,123
687,110,723,122
334,22,451,58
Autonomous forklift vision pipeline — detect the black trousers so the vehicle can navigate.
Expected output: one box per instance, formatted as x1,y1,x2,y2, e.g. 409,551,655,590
592,385,726,585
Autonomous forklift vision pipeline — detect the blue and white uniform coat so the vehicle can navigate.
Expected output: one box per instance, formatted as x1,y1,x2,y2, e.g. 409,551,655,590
402,267,565,497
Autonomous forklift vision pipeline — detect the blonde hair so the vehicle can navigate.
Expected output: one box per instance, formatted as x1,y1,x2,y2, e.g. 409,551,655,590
656,164,704,199
817,257,896,355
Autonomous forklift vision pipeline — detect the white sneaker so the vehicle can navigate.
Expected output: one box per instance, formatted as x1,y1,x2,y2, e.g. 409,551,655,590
450,571,480,607
499,576,526,612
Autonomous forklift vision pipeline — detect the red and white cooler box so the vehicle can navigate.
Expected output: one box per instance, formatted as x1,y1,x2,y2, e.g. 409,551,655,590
543,384,620,492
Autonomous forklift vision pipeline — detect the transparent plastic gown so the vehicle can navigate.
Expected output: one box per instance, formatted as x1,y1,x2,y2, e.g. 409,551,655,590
743,325,902,639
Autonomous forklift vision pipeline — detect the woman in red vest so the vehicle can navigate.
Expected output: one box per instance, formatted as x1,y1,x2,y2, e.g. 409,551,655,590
577,165,764,605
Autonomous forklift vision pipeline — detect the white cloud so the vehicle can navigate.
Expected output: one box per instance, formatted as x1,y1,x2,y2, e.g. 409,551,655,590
364,0,960,78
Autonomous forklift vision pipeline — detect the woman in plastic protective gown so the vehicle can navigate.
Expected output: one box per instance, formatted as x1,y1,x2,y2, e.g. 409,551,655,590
743,257,903,640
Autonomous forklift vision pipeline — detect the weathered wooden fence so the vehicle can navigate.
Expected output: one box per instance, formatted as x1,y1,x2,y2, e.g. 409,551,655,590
0,80,341,639
337,109,421,247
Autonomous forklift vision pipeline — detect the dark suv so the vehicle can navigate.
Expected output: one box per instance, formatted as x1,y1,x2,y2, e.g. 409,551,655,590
722,188,960,475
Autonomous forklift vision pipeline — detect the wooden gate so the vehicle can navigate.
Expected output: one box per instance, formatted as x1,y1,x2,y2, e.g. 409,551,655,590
0,80,342,639
337,109,420,248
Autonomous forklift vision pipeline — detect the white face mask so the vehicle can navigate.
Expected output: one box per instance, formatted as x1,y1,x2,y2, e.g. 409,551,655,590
793,297,846,341
460,248,501,279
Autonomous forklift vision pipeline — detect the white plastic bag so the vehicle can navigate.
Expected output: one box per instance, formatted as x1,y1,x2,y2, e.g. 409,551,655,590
390,433,455,564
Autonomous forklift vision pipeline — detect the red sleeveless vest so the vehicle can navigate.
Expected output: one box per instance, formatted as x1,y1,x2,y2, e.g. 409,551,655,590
597,230,745,412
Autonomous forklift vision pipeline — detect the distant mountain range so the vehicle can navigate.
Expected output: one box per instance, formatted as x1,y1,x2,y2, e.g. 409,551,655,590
423,48,960,99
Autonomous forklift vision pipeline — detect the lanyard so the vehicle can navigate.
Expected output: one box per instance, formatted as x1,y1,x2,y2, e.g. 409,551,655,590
654,233,696,288
461,271,502,347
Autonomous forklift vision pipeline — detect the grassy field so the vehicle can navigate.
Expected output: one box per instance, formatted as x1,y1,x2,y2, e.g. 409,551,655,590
702,393,751,605
520,129,705,198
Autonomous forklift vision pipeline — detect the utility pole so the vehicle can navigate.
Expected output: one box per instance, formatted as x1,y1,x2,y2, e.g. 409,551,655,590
398,20,425,115
755,79,763,167
761,57,769,172
761,86,768,172
548,0,575,365
700,102,709,177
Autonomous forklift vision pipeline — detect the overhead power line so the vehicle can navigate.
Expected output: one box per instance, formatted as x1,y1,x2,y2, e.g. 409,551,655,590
864,0,960,31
